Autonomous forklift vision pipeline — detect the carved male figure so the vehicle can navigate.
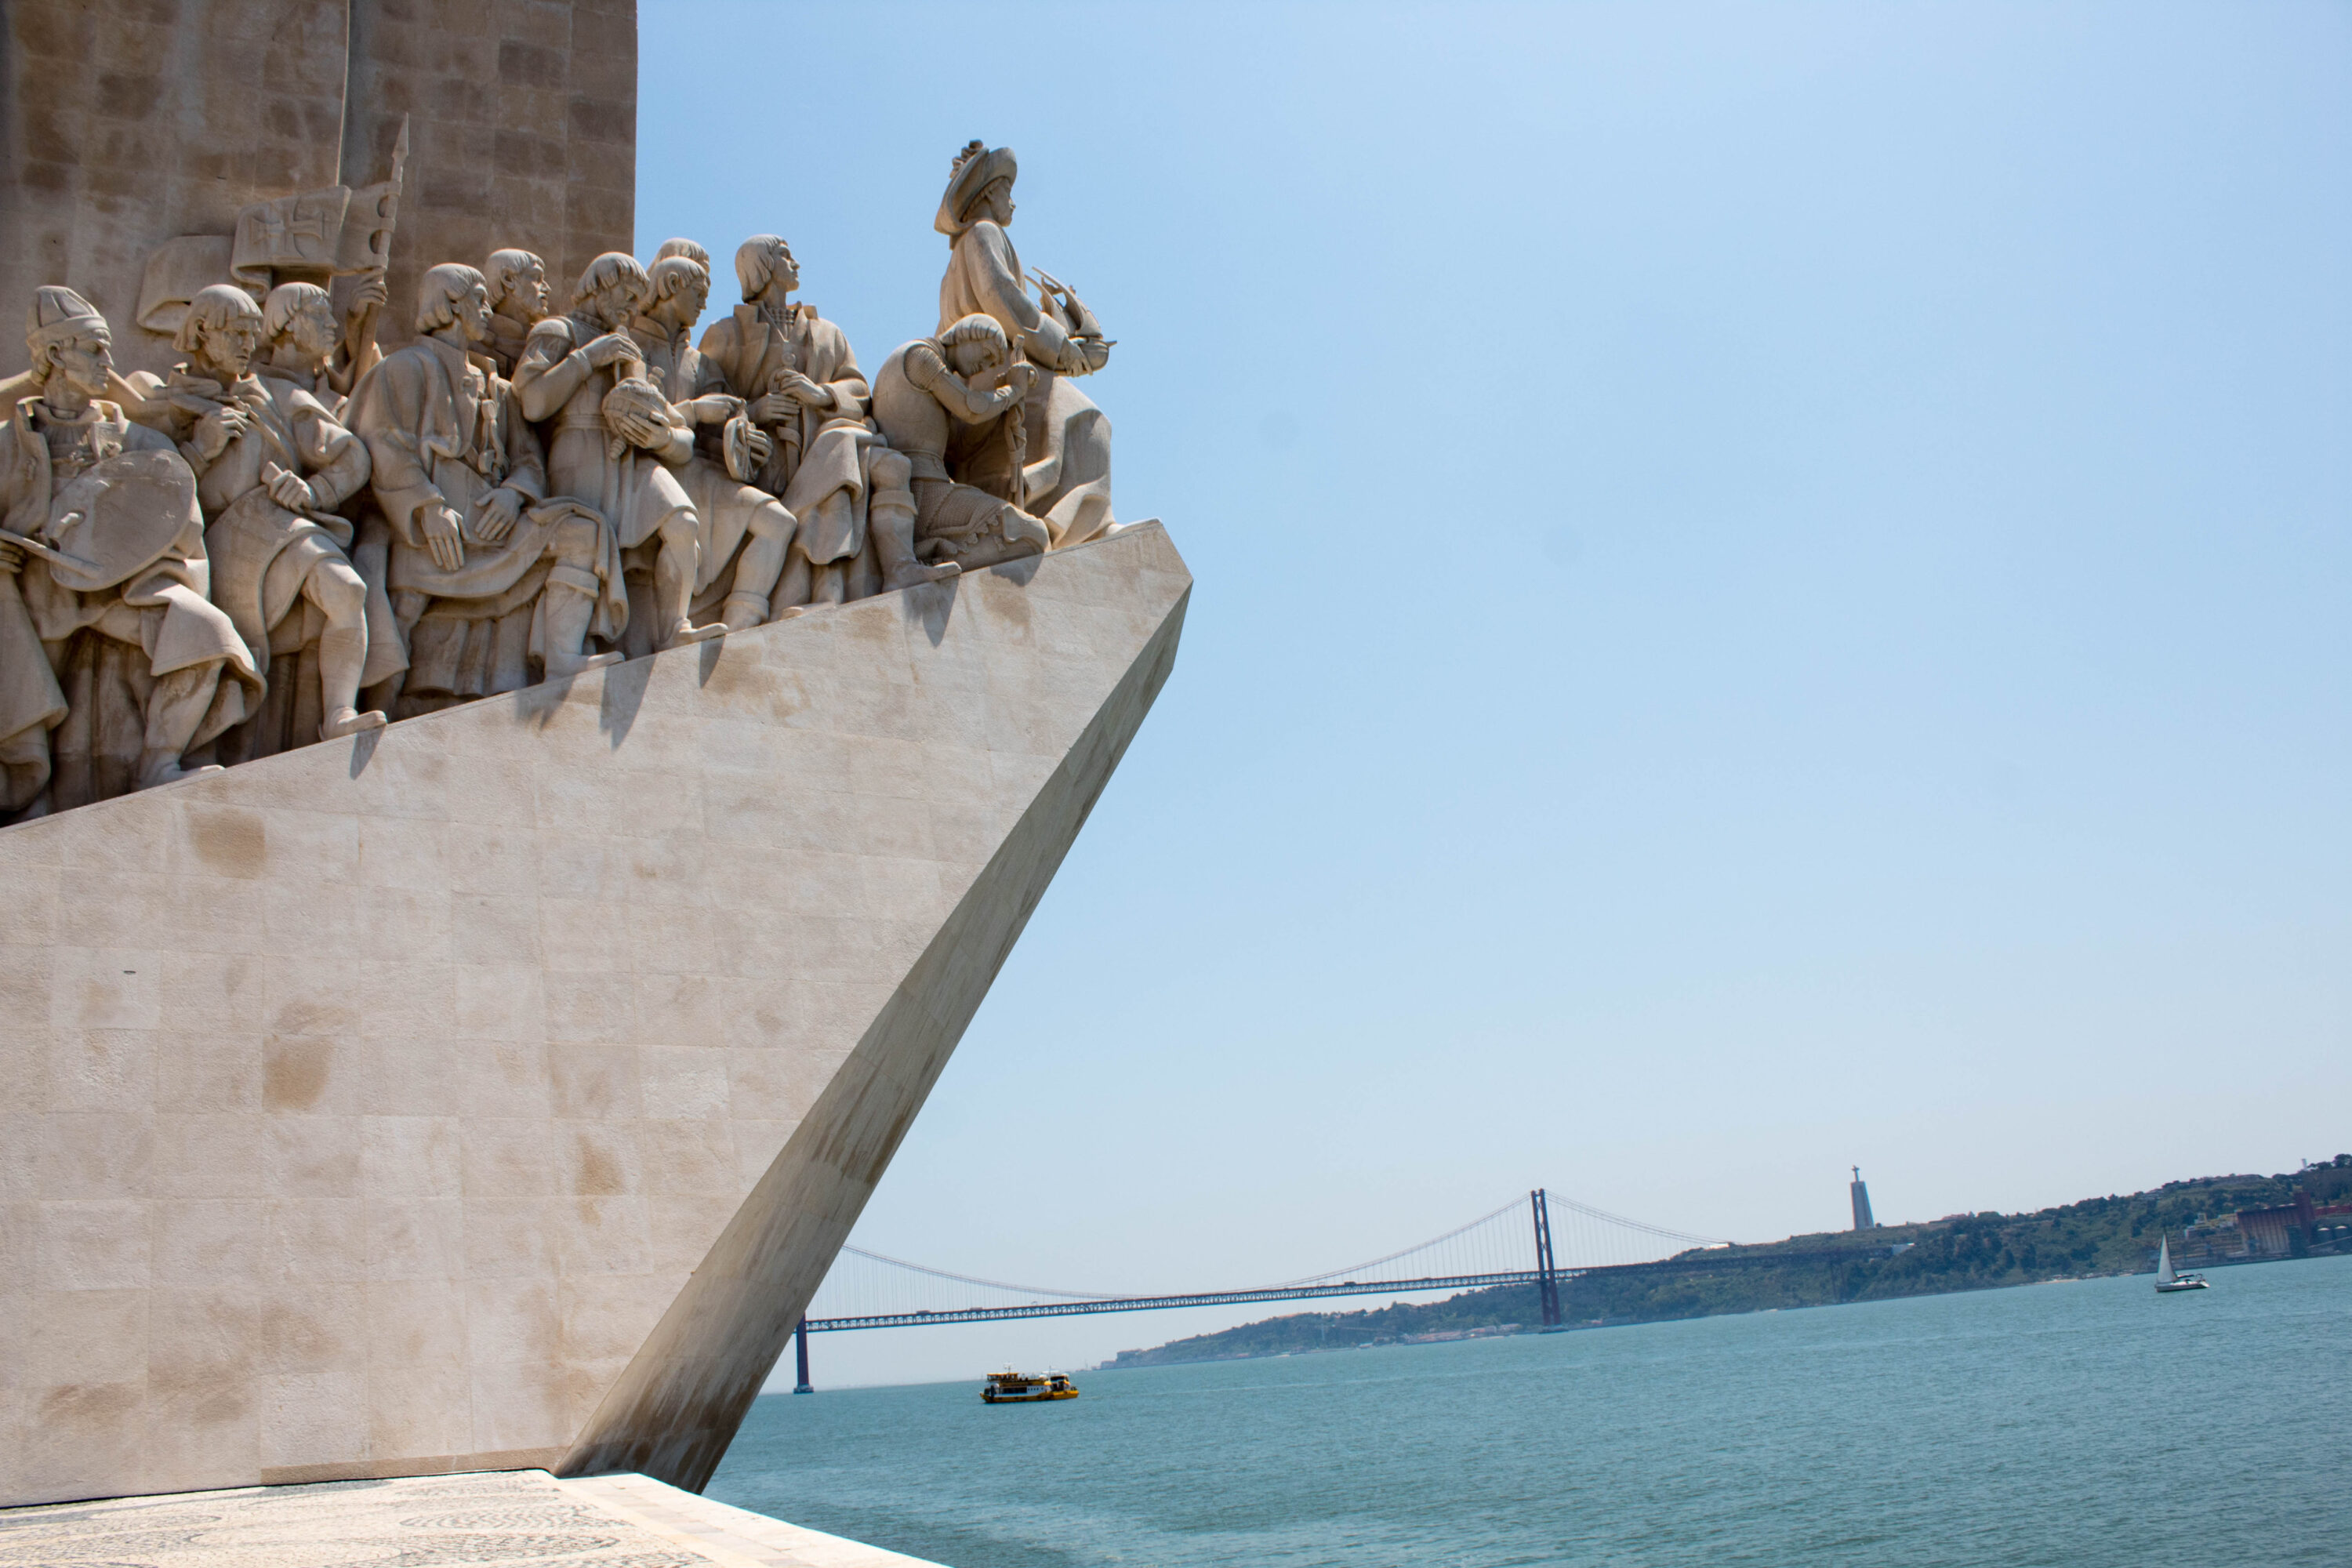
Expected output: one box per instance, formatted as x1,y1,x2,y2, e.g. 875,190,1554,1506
936,143,1117,548
628,256,796,633
870,314,1051,572
514,252,721,648
169,284,384,750
257,282,350,413
0,288,258,809
698,234,954,611
346,263,624,707
482,249,552,378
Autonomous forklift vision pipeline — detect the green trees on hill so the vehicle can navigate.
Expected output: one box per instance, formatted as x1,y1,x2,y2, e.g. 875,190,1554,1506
1105,1167,2330,1370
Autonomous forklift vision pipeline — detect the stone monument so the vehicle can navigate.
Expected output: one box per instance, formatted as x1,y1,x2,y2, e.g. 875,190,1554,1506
0,0,1174,1513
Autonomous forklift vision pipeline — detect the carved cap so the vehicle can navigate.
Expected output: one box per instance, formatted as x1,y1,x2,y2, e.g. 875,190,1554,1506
27,285,108,356
935,141,1016,238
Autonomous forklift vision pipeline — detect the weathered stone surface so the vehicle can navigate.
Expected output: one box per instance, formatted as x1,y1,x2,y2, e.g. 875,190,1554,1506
0,1466,949,1566
0,0,637,379
0,524,1189,1506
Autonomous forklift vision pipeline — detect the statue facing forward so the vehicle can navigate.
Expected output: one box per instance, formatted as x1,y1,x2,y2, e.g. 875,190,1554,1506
0,289,259,811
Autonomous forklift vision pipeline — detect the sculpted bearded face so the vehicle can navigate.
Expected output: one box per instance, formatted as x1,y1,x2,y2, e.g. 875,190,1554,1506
198,311,263,379
588,281,641,330
281,296,340,367
44,328,113,401
977,179,1015,227
452,280,494,343
510,259,550,320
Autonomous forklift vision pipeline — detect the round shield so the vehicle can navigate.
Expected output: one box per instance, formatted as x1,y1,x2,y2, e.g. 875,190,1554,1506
44,448,202,593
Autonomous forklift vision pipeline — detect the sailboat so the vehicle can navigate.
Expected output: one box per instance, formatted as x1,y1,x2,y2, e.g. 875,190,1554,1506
2154,1236,2209,1293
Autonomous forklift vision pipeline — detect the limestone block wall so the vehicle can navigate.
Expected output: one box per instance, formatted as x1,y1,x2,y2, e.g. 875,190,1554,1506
0,525,1189,1507
0,0,637,379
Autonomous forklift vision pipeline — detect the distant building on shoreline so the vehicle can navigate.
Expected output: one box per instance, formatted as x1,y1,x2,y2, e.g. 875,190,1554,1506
1850,1167,1877,1231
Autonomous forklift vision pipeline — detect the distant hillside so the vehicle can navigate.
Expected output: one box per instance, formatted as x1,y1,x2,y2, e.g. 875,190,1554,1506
1103,1161,2350,1370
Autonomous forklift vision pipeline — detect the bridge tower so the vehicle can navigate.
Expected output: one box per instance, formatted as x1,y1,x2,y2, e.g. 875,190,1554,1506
1531,1189,1563,1330
793,1319,814,1394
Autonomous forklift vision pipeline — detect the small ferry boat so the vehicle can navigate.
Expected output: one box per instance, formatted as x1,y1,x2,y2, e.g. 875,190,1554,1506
2154,1237,2209,1294
982,1370,1078,1403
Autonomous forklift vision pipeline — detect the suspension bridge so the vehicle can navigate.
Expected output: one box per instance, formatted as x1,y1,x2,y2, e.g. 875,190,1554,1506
788,1189,1883,1391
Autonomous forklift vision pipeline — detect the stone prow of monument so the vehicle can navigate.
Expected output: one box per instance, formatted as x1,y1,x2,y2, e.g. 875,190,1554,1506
0,525,1188,1506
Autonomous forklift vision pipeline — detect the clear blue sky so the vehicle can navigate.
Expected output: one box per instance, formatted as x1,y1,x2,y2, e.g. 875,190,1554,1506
637,2,2352,1388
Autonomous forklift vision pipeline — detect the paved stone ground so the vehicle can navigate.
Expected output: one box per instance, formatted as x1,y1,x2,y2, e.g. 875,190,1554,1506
0,1468,946,1568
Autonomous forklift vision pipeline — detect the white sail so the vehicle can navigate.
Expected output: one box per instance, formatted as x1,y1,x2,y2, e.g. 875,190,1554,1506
2156,1238,2176,1285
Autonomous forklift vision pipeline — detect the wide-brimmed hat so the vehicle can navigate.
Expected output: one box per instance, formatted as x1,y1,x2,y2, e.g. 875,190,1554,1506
935,142,1017,238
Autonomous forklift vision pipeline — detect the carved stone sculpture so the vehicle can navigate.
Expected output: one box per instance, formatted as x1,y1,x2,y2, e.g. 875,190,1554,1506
871,314,1052,572
697,236,954,613
165,284,386,754
936,143,1117,548
346,263,624,710
627,256,796,635
0,288,260,811
514,252,723,649
258,282,354,416
483,249,553,378
653,237,710,269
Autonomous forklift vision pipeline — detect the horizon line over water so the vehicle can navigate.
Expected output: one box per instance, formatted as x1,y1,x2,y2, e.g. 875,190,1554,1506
709,1255,2350,1566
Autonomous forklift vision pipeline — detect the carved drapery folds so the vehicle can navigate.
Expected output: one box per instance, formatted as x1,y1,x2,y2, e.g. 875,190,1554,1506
0,141,1122,822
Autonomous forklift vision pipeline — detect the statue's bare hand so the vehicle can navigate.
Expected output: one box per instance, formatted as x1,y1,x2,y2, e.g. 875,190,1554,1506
773,371,829,407
194,405,249,460
616,408,671,449
1004,362,1038,400
750,392,797,426
422,503,466,572
687,394,741,426
742,426,772,466
583,333,638,370
0,539,24,575
265,466,314,513
474,488,522,544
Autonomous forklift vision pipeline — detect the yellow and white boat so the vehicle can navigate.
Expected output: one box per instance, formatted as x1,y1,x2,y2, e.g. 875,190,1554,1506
981,1370,1078,1403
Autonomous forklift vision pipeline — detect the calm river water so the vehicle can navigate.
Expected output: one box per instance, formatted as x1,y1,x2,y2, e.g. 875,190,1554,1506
707,1254,2350,1566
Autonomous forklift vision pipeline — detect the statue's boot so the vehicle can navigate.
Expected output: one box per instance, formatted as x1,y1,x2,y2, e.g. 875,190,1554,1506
316,623,387,741
653,535,725,647
320,707,388,742
136,664,230,789
543,572,625,679
720,592,771,633
135,751,224,789
873,502,960,593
